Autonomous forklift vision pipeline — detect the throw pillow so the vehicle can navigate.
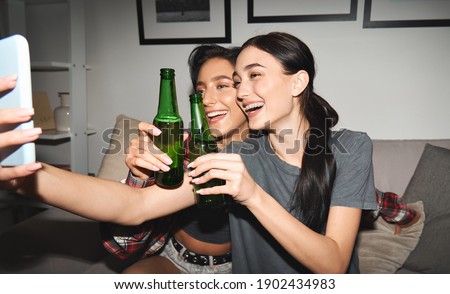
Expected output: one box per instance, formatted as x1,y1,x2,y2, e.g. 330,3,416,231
357,201,425,274
401,144,450,273
97,114,140,181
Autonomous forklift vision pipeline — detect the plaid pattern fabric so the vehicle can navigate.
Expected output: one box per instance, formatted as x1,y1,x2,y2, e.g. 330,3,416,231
100,219,169,260
100,171,172,259
101,138,190,260
375,189,417,226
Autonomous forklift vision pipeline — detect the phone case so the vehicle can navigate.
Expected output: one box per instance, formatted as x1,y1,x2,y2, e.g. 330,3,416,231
0,34,36,166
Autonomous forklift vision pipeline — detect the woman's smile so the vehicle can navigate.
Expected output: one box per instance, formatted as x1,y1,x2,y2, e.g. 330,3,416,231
206,109,228,124
242,101,265,119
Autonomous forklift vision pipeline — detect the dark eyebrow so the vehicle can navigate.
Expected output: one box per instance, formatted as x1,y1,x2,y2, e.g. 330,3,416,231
212,75,233,82
244,63,265,71
196,81,206,88
233,63,266,79
196,75,233,87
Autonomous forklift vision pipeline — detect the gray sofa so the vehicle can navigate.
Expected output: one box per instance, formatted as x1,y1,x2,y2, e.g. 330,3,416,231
359,139,450,273
0,114,449,273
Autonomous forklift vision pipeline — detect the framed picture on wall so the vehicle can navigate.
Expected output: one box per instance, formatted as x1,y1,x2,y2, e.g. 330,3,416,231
248,0,358,23
136,0,231,45
363,0,450,28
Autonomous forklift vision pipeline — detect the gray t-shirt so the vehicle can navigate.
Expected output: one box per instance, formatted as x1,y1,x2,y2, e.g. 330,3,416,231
224,129,377,274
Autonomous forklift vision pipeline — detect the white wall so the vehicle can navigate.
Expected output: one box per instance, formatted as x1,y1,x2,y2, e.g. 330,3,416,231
81,0,450,174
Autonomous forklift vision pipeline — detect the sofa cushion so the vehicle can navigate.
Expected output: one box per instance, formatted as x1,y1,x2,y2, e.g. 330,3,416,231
97,114,140,181
372,139,450,195
357,201,424,274
400,144,450,273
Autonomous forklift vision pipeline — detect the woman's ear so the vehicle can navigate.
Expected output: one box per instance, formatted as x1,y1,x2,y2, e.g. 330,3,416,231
292,70,309,97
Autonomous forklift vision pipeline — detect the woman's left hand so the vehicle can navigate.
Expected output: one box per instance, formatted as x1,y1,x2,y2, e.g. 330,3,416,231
187,153,259,205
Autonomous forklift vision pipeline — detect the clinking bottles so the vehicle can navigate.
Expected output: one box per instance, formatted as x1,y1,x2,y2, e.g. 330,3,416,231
188,92,226,208
153,68,184,188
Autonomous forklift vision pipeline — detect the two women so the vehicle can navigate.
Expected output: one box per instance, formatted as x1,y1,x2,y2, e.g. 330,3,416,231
189,32,377,273
4,32,376,273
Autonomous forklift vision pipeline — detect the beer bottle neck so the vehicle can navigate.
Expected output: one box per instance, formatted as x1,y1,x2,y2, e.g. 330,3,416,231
156,69,180,119
190,94,215,142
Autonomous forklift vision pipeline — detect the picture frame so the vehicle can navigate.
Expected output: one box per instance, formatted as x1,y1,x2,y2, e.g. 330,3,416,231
248,0,358,23
363,0,450,28
136,0,231,45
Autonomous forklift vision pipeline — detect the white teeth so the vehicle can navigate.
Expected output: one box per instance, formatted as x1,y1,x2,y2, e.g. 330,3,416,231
207,110,228,118
244,102,264,112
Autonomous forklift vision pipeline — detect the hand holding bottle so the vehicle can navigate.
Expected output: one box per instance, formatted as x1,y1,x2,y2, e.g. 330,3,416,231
125,121,188,181
188,92,227,208
188,152,260,208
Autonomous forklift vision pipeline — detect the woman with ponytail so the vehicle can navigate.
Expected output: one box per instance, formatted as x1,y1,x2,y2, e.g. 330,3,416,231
189,32,377,273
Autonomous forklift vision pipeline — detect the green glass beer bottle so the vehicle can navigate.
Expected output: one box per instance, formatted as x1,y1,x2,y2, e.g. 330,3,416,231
188,92,226,208
153,68,184,188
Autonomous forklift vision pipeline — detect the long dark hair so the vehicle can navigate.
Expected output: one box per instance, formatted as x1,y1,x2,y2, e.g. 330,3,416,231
241,32,339,233
188,44,240,88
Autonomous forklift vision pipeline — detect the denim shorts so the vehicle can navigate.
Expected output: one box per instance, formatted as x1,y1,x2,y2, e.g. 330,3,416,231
159,238,232,274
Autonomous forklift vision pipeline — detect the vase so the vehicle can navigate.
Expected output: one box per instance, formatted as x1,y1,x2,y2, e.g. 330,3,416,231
54,92,71,132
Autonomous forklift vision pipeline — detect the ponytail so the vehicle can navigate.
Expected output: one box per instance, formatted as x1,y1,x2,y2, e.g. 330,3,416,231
291,92,338,233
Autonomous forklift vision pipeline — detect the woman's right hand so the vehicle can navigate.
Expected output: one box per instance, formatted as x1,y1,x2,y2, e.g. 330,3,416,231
125,121,173,181
126,121,189,181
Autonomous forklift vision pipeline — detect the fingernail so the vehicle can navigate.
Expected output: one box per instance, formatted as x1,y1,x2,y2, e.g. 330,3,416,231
149,165,159,172
26,162,42,172
196,189,203,195
24,128,42,137
153,129,161,136
16,108,34,117
188,170,195,177
162,156,172,165
161,165,170,172
186,162,193,169
7,74,18,81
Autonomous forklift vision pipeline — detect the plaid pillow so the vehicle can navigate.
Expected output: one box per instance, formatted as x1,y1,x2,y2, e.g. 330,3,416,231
375,189,417,226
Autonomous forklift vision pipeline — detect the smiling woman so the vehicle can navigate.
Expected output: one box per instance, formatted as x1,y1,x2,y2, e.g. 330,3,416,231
195,57,247,143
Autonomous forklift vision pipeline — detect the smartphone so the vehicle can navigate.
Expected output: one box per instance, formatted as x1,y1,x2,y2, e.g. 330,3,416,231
0,34,36,166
